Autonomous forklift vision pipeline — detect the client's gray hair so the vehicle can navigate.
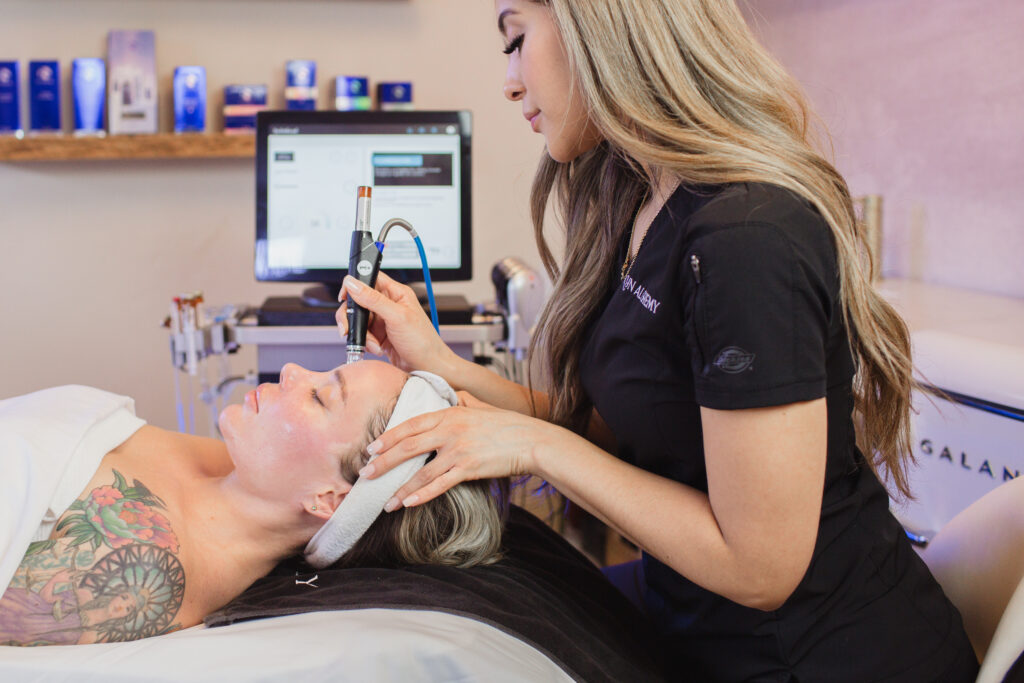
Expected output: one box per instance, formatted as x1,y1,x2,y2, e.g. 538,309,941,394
334,390,509,569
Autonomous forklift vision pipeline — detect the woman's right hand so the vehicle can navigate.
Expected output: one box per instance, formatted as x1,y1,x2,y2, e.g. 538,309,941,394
336,272,455,374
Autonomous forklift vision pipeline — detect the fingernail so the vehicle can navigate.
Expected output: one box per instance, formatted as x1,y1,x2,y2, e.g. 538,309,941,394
383,497,400,513
402,494,419,507
346,276,363,292
367,440,381,456
358,464,375,478
367,341,382,355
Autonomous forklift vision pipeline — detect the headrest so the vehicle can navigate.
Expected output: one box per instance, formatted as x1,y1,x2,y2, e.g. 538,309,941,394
303,370,457,569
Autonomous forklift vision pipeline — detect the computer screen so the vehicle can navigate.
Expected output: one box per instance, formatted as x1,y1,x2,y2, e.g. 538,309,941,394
255,110,472,297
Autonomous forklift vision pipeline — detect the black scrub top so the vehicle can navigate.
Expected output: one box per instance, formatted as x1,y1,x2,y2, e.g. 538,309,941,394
580,183,977,682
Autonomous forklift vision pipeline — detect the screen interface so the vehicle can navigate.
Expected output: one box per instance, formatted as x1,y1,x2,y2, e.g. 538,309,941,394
265,121,463,272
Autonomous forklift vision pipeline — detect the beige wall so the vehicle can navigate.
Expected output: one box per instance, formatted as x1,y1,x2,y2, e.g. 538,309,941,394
4,0,1020,430
0,0,545,430
745,0,1024,298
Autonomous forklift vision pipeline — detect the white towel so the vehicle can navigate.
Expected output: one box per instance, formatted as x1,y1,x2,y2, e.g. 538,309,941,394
303,371,458,569
0,385,146,593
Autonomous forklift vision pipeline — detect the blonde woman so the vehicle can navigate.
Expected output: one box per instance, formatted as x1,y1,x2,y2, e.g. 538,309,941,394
0,361,503,646
339,1,976,680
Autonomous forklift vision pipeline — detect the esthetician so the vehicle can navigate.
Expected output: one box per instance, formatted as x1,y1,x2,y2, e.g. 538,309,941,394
338,1,977,680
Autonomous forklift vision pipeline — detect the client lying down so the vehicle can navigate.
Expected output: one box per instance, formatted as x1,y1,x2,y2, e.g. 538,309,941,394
0,361,503,646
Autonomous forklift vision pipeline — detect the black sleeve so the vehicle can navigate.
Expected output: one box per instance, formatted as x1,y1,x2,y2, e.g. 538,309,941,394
682,219,836,410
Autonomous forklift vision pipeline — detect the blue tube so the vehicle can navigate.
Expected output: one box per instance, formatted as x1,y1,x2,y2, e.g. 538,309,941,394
414,235,440,332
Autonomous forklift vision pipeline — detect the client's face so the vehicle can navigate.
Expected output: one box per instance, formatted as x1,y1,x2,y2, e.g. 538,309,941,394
219,360,407,503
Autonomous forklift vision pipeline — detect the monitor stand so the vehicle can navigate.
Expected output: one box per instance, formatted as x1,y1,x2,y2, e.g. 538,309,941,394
300,283,342,308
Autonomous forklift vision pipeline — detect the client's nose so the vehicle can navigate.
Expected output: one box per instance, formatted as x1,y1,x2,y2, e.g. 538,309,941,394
279,362,304,388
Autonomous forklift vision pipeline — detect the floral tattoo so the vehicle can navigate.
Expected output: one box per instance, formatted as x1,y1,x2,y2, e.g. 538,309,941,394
0,471,185,646
56,470,179,553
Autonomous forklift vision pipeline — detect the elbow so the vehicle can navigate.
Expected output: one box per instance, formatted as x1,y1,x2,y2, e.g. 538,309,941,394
728,563,807,612
741,588,794,612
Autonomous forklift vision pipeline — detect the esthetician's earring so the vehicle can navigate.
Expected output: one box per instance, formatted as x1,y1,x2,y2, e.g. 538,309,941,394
312,504,318,511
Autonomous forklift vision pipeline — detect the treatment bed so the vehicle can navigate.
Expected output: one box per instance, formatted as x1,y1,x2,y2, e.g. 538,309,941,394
0,507,668,682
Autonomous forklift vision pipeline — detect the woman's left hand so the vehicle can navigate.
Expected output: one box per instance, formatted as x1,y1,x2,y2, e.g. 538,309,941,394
358,391,550,511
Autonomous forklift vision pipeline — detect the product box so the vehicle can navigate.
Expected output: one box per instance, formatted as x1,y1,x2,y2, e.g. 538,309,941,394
107,30,158,135
173,66,206,133
29,60,61,134
335,76,371,111
285,60,317,110
376,81,413,111
0,61,20,136
72,58,106,136
223,84,267,133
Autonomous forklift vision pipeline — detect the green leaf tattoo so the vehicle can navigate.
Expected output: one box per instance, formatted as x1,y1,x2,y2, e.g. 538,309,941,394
55,470,180,554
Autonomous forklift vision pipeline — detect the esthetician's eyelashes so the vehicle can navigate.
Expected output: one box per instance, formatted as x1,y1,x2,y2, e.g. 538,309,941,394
503,34,524,55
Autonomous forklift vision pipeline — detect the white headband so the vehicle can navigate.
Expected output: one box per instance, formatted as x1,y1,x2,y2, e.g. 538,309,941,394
303,370,458,569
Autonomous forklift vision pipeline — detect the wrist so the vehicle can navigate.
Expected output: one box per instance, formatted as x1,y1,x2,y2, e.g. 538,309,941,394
525,420,570,478
433,347,471,386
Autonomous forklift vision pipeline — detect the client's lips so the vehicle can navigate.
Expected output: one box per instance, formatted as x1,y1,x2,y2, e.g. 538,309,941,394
246,389,259,412
525,110,540,131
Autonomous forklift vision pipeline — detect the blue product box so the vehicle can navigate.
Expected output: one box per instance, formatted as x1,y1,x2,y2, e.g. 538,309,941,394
377,81,413,111
173,66,206,133
335,76,371,111
108,30,158,135
285,60,317,110
224,84,267,106
29,60,61,133
0,61,20,135
72,58,106,136
223,84,267,132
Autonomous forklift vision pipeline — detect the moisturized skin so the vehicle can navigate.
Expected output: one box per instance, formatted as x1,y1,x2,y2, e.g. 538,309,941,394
1,360,408,646
496,0,603,163
219,360,408,507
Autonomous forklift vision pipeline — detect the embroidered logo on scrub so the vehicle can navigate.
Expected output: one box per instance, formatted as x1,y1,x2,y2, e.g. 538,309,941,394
621,275,661,315
713,347,755,373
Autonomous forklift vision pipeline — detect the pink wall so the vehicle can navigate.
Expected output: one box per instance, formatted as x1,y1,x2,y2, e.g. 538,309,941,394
743,0,1024,298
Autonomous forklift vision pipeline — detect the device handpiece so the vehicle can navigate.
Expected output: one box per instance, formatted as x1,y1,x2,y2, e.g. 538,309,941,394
346,186,384,361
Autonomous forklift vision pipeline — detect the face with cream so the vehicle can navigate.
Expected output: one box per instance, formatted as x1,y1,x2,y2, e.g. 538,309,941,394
218,360,408,510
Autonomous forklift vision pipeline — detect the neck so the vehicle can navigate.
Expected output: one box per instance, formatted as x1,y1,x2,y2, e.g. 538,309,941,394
176,472,314,606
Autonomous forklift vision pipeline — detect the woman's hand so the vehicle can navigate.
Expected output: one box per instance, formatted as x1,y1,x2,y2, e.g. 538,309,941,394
336,272,455,374
358,391,554,511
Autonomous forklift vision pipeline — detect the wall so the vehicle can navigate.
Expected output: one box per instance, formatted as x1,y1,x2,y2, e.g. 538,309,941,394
743,0,1024,297
0,0,545,430
3,0,1021,430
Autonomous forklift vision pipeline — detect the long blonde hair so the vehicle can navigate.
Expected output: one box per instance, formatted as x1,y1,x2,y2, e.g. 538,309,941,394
528,0,920,497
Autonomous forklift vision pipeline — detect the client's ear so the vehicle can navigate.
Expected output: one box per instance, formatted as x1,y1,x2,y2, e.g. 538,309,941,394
306,485,350,519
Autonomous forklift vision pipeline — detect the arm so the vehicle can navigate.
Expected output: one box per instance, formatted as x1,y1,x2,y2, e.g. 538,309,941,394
534,400,826,610
372,396,825,610
0,537,186,646
339,273,616,450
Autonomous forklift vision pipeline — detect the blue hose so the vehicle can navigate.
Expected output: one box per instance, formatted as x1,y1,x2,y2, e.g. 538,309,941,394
414,235,440,332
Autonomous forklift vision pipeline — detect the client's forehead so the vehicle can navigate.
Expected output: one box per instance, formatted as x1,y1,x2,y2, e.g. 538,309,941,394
339,360,409,400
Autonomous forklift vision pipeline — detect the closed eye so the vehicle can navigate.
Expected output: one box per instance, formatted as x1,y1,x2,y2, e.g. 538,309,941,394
311,387,325,406
503,34,524,55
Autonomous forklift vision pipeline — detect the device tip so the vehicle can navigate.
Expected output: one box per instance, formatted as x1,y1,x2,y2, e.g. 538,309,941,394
347,350,364,365
358,186,372,198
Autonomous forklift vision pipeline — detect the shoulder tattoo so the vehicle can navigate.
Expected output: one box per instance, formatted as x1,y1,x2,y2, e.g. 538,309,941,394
0,471,186,646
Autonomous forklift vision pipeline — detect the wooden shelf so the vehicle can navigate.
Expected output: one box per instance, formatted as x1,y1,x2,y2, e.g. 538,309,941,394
0,132,255,162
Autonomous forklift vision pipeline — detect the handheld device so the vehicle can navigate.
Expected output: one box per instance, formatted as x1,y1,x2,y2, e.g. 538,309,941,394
346,186,384,364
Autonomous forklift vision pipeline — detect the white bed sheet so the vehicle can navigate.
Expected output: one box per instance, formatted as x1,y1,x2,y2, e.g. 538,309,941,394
0,608,574,682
